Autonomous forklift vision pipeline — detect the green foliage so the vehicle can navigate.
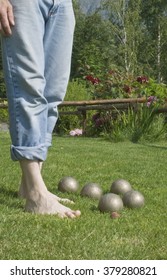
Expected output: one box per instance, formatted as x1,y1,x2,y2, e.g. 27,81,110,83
0,108,8,123
56,70,167,140
72,0,167,82
0,98,8,122
0,70,6,98
140,0,167,82
84,95,167,142
0,45,6,98
106,105,167,143
55,114,81,135
82,67,167,102
65,79,91,101
102,0,143,74
71,8,115,77
56,79,91,135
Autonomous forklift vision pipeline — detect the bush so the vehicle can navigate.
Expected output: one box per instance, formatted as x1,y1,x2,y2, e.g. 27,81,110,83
0,97,8,123
65,78,91,101
56,79,91,135
106,105,167,143
0,108,8,123
80,65,167,103
84,95,167,142
0,70,6,98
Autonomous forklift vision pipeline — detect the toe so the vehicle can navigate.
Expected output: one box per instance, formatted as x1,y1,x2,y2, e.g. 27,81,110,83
58,213,67,219
65,211,76,219
75,210,81,217
66,210,81,218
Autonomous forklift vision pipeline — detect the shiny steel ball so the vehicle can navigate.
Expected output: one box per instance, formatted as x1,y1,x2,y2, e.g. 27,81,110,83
110,179,132,195
123,190,145,208
98,193,123,213
58,176,79,193
80,183,103,199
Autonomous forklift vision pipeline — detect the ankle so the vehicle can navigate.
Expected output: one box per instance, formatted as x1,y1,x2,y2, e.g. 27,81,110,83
26,187,47,201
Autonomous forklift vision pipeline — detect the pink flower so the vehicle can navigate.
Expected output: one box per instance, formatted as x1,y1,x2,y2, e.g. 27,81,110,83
147,96,157,107
75,129,83,135
69,128,83,136
69,130,76,136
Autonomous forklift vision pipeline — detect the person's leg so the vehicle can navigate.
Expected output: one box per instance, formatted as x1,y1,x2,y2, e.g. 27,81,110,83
1,0,80,217
20,159,80,217
18,0,76,204
1,0,48,161
44,0,76,138
19,0,76,199
19,161,74,204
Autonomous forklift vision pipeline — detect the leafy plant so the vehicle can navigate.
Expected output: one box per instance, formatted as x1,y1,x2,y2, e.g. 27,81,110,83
65,78,91,101
109,103,167,143
56,79,91,135
0,70,6,98
0,108,8,123
0,98,8,123
83,66,167,102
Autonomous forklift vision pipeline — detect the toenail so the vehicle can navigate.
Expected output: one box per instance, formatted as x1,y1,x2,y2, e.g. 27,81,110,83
75,210,81,216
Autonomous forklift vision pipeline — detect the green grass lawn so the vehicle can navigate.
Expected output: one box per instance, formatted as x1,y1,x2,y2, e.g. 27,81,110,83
0,132,167,260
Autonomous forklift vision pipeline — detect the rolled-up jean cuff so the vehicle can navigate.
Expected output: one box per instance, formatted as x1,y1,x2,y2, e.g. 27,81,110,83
10,144,50,161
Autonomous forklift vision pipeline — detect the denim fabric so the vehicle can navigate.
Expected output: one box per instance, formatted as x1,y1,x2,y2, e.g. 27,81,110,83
1,0,75,161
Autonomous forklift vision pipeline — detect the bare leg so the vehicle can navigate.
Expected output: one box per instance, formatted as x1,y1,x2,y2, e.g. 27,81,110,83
18,162,74,204
19,160,81,217
18,162,46,198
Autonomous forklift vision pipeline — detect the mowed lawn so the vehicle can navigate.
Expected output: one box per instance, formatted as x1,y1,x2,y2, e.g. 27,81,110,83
0,132,167,260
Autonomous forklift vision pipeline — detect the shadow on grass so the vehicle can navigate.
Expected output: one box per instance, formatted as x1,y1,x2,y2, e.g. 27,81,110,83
0,187,18,198
141,143,167,150
90,205,99,212
0,187,23,210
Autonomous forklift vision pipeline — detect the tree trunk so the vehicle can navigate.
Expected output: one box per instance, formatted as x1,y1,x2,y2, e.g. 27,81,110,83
157,22,161,83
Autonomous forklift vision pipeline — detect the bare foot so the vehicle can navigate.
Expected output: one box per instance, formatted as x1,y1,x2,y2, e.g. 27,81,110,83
18,176,74,204
19,160,80,218
18,176,27,198
25,192,80,218
18,160,74,204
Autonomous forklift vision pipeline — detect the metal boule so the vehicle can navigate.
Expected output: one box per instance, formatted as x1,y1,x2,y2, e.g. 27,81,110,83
80,182,103,199
98,193,123,213
58,176,79,193
110,179,132,195
123,190,145,208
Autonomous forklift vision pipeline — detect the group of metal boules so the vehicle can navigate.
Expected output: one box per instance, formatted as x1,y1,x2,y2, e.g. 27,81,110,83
58,177,145,219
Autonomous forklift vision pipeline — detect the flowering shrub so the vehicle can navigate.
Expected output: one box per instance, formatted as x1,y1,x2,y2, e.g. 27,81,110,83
81,65,167,103
56,66,167,141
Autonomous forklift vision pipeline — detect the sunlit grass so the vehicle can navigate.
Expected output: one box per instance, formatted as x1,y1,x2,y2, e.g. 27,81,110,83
0,132,167,260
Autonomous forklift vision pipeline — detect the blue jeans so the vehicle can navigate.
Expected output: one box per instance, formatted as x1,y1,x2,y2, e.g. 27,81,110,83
1,0,75,161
